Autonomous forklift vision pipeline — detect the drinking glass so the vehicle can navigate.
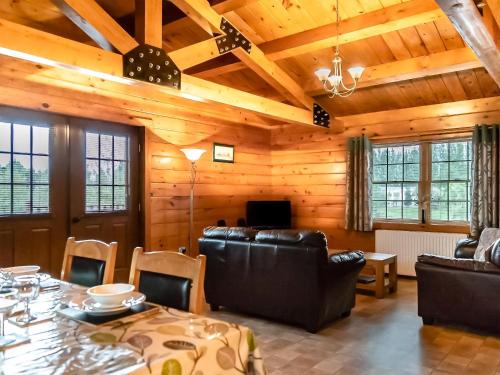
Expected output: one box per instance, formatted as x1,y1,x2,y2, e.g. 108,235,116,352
0,289,19,346
13,275,40,324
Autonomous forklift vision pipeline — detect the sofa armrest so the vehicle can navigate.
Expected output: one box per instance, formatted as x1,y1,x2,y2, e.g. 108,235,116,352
328,250,365,271
417,254,500,274
454,238,478,259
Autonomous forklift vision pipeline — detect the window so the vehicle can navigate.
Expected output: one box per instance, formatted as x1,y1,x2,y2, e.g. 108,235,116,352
0,122,50,215
373,145,420,221
430,141,472,222
85,132,129,213
372,139,472,224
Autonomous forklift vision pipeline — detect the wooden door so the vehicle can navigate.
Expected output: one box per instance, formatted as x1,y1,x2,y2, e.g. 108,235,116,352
0,108,69,276
69,119,141,282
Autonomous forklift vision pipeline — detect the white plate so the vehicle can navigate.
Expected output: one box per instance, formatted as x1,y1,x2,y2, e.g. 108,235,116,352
2,266,40,276
79,292,146,316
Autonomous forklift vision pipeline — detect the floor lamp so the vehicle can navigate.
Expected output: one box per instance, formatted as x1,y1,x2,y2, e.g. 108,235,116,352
180,148,206,255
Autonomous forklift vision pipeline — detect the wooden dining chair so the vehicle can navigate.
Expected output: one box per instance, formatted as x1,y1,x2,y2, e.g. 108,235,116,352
61,237,118,287
129,248,206,314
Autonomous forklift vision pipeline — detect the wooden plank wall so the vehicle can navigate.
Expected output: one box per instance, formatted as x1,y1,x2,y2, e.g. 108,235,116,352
146,119,272,251
270,108,500,251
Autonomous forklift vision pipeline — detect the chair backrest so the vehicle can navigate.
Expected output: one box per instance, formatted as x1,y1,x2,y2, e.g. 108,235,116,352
129,248,206,314
60,237,118,287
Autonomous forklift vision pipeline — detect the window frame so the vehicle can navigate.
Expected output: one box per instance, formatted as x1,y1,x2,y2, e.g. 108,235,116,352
0,122,51,217
372,138,472,230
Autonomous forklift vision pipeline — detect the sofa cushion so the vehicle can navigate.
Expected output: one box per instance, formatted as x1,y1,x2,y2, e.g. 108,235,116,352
490,238,500,267
418,254,500,274
255,229,327,248
202,226,258,241
475,227,500,261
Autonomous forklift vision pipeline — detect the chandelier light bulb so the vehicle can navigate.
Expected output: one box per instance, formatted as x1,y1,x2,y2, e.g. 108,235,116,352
314,68,331,82
348,66,365,80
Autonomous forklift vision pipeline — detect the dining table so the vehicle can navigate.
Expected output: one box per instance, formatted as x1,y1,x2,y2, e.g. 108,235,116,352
0,280,266,375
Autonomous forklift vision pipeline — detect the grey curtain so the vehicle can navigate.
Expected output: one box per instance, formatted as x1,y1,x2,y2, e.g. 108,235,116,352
345,135,373,231
471,125,500,237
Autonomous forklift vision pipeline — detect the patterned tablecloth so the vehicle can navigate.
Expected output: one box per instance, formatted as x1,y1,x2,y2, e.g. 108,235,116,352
0,282,266,375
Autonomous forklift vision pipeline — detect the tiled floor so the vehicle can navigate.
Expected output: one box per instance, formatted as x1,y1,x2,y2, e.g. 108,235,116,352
209,279,500,374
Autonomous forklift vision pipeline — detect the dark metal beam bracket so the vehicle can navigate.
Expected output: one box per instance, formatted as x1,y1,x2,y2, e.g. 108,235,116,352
215,18,252,55
313,103,330,127
123,44,181,89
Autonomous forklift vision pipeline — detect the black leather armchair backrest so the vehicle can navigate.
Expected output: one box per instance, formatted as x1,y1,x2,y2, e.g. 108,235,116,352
68,256,105,287
138,270,191,311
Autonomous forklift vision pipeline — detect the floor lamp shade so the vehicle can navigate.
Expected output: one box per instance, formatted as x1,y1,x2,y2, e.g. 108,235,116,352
180,148,206,162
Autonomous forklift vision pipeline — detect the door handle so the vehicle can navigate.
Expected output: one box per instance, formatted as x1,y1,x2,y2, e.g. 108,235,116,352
72,217,81,224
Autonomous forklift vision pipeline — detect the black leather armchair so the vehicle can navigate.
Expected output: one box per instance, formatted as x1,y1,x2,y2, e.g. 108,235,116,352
199,227,365,333
415,238,500,333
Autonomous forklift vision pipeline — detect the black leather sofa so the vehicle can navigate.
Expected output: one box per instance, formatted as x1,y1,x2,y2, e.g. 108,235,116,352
199,227,365,332
415,238,500,333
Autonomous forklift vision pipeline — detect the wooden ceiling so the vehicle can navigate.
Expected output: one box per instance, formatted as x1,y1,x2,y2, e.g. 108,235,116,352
0,0,498,124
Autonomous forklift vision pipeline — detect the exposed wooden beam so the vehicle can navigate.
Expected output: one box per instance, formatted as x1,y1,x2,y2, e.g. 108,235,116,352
135,0,163,48
486,0,500,28
0,18,333,129
190,0,445,78
305,48,482,95
169,0,219,36
168,38,222,71
436,0,500,86
169,0,315,109
52,0,138,54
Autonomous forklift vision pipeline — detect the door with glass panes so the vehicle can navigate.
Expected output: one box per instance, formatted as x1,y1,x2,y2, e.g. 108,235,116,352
0,108,68,276
69,118,140,282
0,108,141,281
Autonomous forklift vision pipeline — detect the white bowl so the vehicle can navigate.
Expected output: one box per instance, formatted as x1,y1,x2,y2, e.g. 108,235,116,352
87,283,135,307
2,265,40,276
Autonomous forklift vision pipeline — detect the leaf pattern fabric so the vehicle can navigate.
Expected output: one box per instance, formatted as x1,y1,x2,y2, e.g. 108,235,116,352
471,125,500,238
345,135,373,232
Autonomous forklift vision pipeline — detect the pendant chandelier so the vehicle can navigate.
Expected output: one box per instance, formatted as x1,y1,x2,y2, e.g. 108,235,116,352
314,0,364,98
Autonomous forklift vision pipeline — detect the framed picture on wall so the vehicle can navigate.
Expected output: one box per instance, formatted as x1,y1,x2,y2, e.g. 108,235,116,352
213,143,234,163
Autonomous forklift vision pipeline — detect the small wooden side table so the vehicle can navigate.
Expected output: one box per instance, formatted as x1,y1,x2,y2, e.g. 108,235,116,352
329,250,398,299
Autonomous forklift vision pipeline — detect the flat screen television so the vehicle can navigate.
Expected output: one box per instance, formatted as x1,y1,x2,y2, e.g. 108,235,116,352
246,200,291,229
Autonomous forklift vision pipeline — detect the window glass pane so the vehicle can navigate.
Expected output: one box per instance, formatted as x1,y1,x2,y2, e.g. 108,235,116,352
450,202,467,221
388,146,403,164
0,184,11,215
449,182,467,201
114,136,127,161
432,143,449,162
431,201,448,221
13,154,30,184
450,142,468,161
100,135,113,159
86,159,99,184
372,200,386,219
404,145,419,163
32,185,49,213
100,160,113,185
12,185,30,214
403,201,419,220
114,161,126,185
404,163,420,181
387,201,402,219
100,186,113,211
32,126,49,155
13,124,30,153
388,164,403,181
432,162,448,181
403,183,418,202
373,148,387,165
387,184,402,201
449,161,468,180
373,165,387,182
32,156,49,184
431,182,448,201
114,186,127,210
373,184,386,200
86,186,99,212
0,123,10,152
86,133,99,158
0,154,10,183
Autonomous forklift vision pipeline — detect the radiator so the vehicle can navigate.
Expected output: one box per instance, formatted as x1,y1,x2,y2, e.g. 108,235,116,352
375,230,467,276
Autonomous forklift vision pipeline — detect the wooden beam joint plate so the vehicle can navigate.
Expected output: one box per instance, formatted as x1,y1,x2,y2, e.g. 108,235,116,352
313,103,330,127
216,18,251,54
123,44,181,89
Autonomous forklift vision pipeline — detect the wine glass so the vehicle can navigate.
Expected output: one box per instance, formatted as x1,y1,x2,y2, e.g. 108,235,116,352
13,275,40,324
0,288,19,346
